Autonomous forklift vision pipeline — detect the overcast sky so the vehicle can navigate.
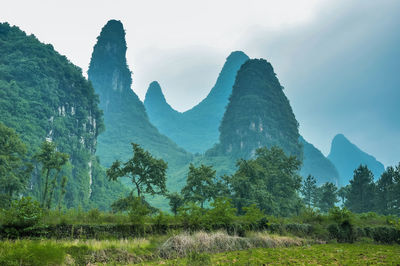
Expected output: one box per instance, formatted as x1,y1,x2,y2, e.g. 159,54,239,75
2,0,399,167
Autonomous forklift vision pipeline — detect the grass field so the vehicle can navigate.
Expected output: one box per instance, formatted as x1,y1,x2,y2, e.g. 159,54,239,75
0,235,399,265
151,243,400,265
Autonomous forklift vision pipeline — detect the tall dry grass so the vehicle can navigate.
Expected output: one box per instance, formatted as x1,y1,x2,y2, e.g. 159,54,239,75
158,230,320,259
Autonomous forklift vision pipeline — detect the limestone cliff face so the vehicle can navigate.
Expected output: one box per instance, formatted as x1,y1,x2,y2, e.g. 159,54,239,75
144,51,250,153
328,134,385,185
0,22,121,208
88,20,191,169
209,58,302,160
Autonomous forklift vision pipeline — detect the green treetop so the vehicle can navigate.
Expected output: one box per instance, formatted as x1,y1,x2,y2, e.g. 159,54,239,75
107,143,168,199
34,141,69,209
345,165,375,213
181,164,218,209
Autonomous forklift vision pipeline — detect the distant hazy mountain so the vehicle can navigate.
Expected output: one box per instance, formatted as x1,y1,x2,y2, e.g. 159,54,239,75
145,52,343,185
328,134,385,185
0,22,126,209
144,51,249,153
299,136,340,186
207,58,302,160
88,20,191,169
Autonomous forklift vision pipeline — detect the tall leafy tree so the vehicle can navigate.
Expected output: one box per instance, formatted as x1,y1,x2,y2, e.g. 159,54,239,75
181,164,217,208
107,143,167,199
0,123,32,208
229,146,302,216
345,165,375,213
316,182,338,212
301,175,317,208
34,141,69,209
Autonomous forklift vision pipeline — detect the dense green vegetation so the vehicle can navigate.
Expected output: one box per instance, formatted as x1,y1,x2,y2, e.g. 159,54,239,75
1,238,398,265
0,123,32,208
207,58,302,160
88,20,191,172
0,22,126,209
144,51,250,154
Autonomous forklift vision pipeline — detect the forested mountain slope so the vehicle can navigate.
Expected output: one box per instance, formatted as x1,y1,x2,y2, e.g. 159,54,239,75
0,22,126,209
88,20,191,170
207,58,302,160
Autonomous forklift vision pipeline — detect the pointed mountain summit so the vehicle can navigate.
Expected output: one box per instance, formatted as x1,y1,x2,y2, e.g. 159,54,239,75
144,51,249,153
144,81,181,131
208,58,302,159
88,20,190,168
328,134,385,185
186,51,250,113
299,136,339,185
145,81,168,105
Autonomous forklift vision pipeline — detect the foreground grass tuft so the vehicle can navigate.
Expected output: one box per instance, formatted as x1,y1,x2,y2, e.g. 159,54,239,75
158,231,316,259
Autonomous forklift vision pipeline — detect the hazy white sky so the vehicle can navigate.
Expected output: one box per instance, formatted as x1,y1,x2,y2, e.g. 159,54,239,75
1,0,399,166
1,0,326,109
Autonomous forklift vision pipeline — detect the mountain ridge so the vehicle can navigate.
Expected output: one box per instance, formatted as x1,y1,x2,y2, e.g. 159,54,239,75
328,133,385,185
144,51,250,153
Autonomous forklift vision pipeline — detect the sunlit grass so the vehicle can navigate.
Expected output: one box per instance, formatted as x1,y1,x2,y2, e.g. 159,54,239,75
150,243,400,265
1,235,399,265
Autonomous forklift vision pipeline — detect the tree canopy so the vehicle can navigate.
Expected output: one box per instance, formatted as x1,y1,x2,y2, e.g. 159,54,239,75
228,146,302,216
107,143,168,198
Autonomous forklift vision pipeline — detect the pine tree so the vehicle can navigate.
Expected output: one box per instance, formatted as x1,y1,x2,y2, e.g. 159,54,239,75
301,175,317,208
345,165,375,213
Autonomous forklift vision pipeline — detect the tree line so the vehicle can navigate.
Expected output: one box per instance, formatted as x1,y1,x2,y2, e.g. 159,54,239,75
302,164,400,215
2,119,399,218
107,140,400,218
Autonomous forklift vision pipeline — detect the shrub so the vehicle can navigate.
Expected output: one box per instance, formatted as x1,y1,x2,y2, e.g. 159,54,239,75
129,197,150,226
268,223,284,235
372,226,400,244
328,220,355,243
327,207,356,243
207,198,236,226
1,197,42,230
285,223,312,237
241,204,265,225
328,207,353,224
297,208,324,224
177,203,206,230
87,208,101,223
